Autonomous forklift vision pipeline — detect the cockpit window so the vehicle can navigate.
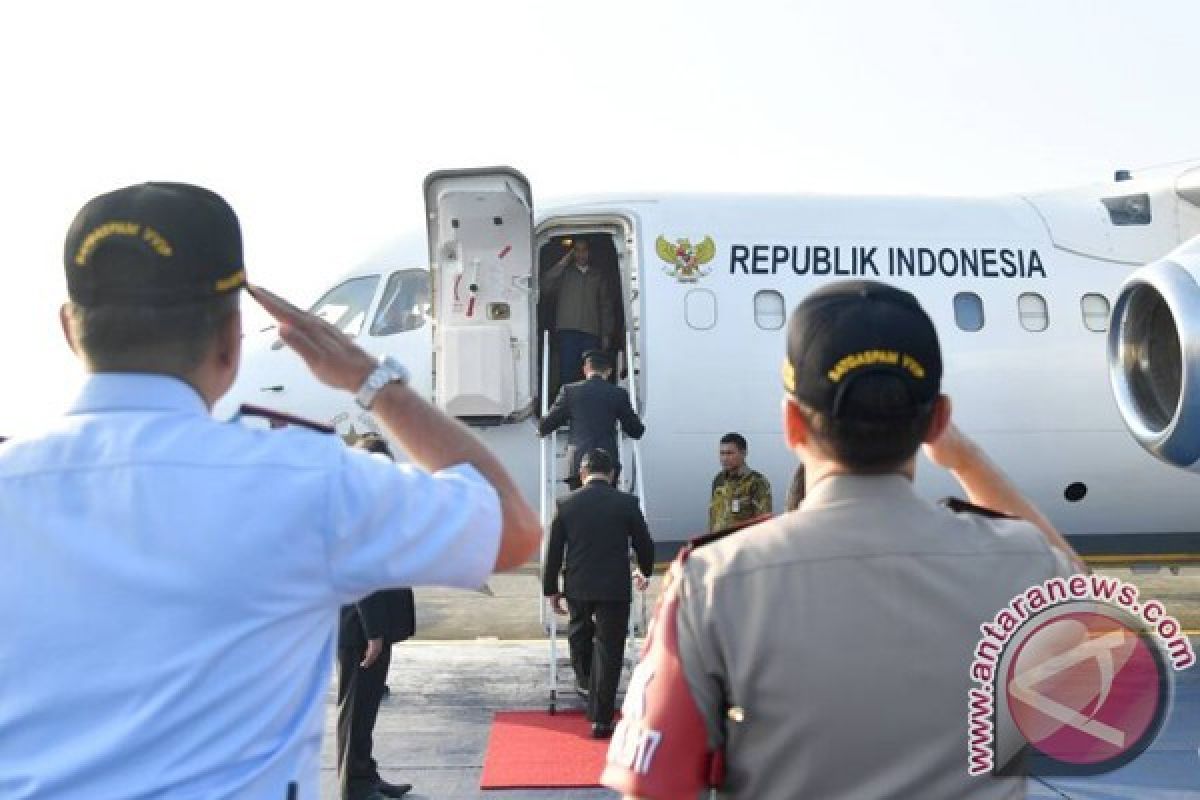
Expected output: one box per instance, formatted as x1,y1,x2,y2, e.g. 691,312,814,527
309,275,380,337
1102,194,1152,226
370,270,431,336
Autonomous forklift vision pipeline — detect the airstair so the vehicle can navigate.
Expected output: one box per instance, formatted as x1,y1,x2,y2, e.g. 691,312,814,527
539,331,649,714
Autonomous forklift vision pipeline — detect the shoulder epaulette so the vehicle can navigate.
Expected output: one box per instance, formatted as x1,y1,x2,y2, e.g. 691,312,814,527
678,513,772,563
939,497,1015,520
232,404,336,435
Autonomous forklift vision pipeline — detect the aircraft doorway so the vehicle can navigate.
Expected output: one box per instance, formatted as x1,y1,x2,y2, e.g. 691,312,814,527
535,221,641,413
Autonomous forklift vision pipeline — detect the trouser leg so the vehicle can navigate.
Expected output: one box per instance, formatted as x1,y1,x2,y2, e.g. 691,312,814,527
590,601,630,725
566,598,595,691
336,630,362,800
338,628,392,800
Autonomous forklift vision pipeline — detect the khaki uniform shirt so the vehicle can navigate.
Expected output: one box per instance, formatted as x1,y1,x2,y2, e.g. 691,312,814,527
676,474,1072,799
709,467,772,531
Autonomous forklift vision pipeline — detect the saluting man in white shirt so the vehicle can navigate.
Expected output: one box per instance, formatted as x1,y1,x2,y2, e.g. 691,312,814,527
0,182,540,799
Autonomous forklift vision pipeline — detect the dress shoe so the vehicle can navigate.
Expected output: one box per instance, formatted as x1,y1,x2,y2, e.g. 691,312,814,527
592,721,615,739
374,779,412,798
574,679,590,698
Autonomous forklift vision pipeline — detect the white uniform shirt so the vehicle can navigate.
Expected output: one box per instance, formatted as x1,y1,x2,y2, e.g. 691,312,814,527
0,374,501,799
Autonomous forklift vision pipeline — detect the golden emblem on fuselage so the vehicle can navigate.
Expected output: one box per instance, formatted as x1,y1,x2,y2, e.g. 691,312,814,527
656,235,716,282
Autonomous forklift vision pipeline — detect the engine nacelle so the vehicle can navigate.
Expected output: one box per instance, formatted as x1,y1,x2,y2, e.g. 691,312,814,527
1108,235,1200,469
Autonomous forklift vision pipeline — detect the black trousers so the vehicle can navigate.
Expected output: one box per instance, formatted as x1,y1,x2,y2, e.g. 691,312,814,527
337,623,392,800
566,598,630,725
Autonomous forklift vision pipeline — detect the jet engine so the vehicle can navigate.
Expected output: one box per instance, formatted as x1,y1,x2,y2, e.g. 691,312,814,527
1108,235,1200,469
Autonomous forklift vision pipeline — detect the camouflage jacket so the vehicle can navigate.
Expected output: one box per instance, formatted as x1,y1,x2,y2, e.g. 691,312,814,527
709,468,772,531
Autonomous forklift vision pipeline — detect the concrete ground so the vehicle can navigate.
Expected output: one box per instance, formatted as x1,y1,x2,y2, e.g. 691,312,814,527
317,568,1200,799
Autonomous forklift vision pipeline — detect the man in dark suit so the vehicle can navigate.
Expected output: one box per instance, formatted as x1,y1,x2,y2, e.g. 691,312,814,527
337,435,416,800
543,448,655,738
537,350,645,490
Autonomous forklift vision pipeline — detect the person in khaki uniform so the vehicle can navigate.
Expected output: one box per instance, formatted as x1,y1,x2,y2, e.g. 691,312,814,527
603,281,1083,800
708,433,772,531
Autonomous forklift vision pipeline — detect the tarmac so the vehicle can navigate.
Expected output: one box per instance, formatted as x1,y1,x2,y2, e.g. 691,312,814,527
317,567,1200,799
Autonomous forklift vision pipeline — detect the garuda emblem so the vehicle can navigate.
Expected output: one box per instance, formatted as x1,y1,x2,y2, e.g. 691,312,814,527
656,235,716,282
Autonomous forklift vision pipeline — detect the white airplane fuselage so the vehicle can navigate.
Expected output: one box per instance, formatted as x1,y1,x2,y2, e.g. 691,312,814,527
219,164,1200,559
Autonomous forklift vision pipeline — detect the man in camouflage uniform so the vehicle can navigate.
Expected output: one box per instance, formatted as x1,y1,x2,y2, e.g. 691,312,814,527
709,432,772,531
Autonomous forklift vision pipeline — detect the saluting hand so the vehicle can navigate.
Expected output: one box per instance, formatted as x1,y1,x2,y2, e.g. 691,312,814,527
923,420,977,473
248,285,378,393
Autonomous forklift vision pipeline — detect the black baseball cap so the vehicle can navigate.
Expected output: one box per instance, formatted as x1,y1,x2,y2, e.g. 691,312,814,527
783,281,942,419
583,350,611,370
64,182,246,306
580,448,614,473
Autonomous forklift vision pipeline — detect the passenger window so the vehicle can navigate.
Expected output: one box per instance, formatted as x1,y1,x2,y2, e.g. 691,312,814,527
371,270,431,336
953,292,984,332
685,289,717,330
310,275,380,337
1018,293,1049,332
1081,293,1110,332
753,290,786,330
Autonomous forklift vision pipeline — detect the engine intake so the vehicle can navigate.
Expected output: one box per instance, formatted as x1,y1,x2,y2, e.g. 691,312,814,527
1108,237,1200,468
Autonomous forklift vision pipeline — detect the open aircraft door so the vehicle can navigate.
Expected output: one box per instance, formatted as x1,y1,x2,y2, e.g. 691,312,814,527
424,167,535,423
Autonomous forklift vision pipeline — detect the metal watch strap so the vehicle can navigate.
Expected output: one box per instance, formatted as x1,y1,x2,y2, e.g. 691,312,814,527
355,357,409,410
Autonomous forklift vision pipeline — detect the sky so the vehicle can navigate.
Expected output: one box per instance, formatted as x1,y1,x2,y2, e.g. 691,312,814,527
2,0,1198,433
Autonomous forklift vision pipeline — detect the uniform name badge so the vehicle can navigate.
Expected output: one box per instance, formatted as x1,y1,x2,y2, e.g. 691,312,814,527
731,498,741,514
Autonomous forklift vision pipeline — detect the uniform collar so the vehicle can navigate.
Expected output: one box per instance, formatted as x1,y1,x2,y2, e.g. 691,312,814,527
800,473,918,511
68,373,209,416
724,464,749,480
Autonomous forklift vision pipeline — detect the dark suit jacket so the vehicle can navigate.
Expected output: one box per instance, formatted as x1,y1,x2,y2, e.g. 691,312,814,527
537,375,645,476
543,481,655,602
339,588,415,646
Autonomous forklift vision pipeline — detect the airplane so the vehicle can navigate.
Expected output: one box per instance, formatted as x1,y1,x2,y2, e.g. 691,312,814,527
216,163,1200,566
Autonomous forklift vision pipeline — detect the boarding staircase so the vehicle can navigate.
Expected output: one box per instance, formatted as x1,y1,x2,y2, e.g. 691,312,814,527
538,330,649,714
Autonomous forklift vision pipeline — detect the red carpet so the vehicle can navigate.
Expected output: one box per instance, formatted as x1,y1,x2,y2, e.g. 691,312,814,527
480,710,615,789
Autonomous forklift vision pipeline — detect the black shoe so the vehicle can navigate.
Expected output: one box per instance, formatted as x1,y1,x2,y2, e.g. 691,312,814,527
592,722,615,739
381,683,391,696
574,680,590,699
374,780,412,798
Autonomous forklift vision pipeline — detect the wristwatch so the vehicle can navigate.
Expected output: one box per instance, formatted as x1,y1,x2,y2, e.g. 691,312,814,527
354,356,410,410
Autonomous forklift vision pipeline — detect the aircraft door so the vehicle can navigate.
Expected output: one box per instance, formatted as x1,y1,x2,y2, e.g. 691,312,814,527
424,167,534,422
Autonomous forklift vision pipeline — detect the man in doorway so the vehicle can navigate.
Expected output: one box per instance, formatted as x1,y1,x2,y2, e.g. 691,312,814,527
709,432,773,531
542,238,617,386
543,448,655,738
538,350,644,490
